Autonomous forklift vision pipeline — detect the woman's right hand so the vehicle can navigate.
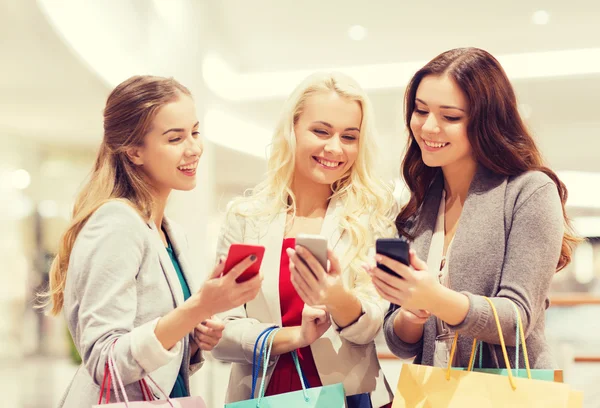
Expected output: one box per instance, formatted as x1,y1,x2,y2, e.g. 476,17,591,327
196,255,263,317
297,304,331,348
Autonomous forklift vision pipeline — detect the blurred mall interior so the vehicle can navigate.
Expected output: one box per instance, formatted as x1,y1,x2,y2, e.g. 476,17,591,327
0,0,599,407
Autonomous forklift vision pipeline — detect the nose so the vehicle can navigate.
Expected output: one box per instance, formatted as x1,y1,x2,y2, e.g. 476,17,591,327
323,134,343,155
185,134,203,158
421,114,440,135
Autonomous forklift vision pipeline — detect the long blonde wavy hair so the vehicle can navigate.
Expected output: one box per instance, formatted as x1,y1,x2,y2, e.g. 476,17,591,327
229,72,396,289
43,75,191,315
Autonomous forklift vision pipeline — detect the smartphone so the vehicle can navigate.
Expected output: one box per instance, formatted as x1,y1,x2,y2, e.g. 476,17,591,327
295,233,328,271
375,238,410,276
223,244,266,283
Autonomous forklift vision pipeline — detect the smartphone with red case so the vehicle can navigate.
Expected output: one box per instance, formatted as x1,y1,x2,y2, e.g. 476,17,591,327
223,244,266,283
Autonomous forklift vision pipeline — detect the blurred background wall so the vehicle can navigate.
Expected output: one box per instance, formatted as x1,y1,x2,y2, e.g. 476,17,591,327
0,0,598,406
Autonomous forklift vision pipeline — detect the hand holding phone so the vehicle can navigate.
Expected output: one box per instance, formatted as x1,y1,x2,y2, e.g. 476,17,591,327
375,238,410,276
295,233,328,272
223,244,266,283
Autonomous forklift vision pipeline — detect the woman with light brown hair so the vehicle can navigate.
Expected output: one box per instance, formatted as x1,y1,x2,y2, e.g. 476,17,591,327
369,48,578,370
43,75,262,407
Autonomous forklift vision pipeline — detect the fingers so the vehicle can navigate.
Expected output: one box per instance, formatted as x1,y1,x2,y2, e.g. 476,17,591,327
294,246,327,281
409,249,427,271
371,275,404,305
193,322,223,350
303,304,327,319
202,318,225,332
225,254,258,282
370,266,410,291
288,249,320,287
401,308,430,324
290,267,317,305
209,257,225,279
375,254,414,281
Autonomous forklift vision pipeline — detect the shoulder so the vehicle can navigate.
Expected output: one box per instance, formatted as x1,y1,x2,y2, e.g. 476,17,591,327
507,170,555,194
79,200,149,243
506,170,560,212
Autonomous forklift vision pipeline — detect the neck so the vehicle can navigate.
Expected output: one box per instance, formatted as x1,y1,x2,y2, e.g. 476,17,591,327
152,188,171,231
442,157,477,201
291,174,331,217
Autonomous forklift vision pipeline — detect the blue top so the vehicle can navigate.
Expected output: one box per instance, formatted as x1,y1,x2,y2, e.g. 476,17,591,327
165,239,191,398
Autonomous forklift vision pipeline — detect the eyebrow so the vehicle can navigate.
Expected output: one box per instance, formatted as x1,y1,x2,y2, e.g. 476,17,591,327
313,121,360,132
162,121,200,135
415,98,466,112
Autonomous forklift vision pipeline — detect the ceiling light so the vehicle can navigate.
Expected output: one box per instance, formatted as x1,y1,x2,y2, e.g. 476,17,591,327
202,48,600,102
348,25,367,41
532,10,550,25
12,169,31,190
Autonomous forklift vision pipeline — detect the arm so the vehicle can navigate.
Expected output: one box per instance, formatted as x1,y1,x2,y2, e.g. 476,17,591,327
375,182,563,347
210,208,275,364
74,203,191,387
444,182,564,345
383,305,424,359
289,245,387,345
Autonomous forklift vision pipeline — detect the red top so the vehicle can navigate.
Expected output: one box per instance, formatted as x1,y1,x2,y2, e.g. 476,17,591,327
265,238,323,395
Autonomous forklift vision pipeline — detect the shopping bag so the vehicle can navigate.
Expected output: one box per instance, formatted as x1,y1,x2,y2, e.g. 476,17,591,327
225,327,346,408
93,341,207,407
454,300,563,382
392,297,583,407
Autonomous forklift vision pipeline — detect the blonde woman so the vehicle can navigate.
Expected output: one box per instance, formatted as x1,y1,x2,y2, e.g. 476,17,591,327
43,76,261,407
212,72,396,408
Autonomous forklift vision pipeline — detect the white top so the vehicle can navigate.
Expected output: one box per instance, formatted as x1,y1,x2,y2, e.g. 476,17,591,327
426,190,460,368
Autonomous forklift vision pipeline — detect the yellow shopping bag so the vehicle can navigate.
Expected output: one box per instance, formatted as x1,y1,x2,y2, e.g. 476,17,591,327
392,297,583,408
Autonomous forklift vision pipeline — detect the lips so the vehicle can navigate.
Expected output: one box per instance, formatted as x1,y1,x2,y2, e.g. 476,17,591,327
421,138,450,152
178,160,198,176
313,156,343,169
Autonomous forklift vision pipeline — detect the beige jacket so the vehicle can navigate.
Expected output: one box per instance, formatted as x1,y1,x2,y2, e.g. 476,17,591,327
212,196,394,406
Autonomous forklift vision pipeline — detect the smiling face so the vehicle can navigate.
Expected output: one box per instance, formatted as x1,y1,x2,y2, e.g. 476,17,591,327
410,74,474,171
293,91,362,188
127,93,203,196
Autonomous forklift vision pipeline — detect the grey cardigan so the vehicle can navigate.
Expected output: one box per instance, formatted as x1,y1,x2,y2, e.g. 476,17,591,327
384,167,564,369
59,201,203,407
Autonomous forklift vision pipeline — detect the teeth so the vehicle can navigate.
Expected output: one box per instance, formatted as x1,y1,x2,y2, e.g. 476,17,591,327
424,140,448,148
178,161,198,171
316,158,341,168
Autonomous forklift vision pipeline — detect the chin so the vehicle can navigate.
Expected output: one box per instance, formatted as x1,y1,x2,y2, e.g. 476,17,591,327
175,181,197,191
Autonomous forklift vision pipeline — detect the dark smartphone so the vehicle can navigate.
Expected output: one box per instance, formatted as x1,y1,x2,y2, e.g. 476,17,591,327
375,238,410,276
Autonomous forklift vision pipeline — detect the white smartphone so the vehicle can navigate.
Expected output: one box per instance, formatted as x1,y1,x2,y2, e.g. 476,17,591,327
295,233,328,271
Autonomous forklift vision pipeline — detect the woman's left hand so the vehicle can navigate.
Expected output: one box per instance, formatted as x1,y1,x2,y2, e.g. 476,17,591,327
287,246,346,307
190,317,225,355
368,249,441,311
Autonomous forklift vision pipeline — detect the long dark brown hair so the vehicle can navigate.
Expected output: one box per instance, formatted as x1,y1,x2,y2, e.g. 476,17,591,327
396,47,578,271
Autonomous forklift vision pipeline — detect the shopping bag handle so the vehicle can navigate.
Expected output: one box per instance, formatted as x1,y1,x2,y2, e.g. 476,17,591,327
446,297,532,390
103,340,175,407
469,300,532,379
254,328,311,407
250,326,278,399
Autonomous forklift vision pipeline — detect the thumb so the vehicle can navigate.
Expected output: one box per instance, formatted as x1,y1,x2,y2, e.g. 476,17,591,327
409,249,427,271
209,257,225,279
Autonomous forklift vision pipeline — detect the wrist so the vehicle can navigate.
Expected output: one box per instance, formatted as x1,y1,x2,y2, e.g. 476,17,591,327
291,326,308,349
427,283,449,318
188,292,213,323
324,285,351,312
